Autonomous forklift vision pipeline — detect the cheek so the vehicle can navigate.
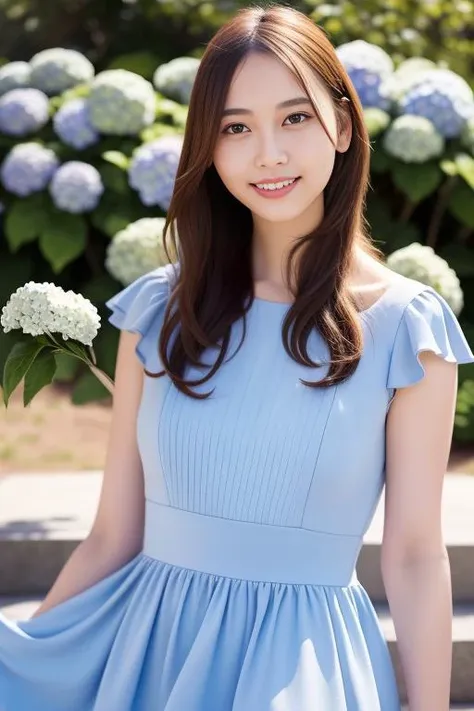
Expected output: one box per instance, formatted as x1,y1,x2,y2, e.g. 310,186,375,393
213,141,248,188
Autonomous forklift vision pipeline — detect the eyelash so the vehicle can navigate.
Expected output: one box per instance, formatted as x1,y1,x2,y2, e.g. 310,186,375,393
221,112,312,135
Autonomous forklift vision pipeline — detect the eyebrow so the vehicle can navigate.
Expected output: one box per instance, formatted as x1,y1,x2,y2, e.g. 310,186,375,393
221,96,313,117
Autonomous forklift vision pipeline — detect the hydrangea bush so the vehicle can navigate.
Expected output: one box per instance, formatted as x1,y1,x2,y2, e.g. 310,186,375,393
0,42,472,421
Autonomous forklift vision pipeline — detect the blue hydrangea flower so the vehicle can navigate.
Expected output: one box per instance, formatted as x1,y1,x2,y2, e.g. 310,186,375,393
398,69,474,138
0,61,31,96
0,142,59,196
49,161,104,213
335,40,394,110
383,115,445,163
88,69,156,136
153,56,200,104
128,135,183,210
30,48,95,96
0,88,50,136
53,98,99,149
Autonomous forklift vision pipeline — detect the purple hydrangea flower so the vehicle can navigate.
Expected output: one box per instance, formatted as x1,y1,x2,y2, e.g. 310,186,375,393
0,88,50,136
53,98,99,149
399,69,474,138
49,161,104,213
336,40,394,110
0,142,59,196
128,135,183,210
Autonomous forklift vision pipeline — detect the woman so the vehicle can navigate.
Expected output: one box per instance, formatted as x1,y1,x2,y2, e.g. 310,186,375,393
1,4,473,710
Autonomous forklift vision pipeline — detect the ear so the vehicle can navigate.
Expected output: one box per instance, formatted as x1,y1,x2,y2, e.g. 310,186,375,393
336,109,352,154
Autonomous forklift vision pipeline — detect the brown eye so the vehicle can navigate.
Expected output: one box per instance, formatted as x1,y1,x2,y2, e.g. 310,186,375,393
285,112,311,125
222,123,248,135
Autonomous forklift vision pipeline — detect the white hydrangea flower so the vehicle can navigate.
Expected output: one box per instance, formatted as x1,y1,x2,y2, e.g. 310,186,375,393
88,69,156,135
363,107,390,138
29,48,95,96
105,217,170,285
1,281,101,346
387,243,464,315
383,115,444,163
379,58,437,105
0,61,32,96
153,56,200,104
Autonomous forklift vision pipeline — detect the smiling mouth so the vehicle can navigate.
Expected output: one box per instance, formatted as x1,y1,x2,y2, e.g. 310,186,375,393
250,177,301,191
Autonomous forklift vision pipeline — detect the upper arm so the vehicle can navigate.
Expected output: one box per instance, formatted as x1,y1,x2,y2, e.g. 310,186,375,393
88,329,146,558
381,350,458,569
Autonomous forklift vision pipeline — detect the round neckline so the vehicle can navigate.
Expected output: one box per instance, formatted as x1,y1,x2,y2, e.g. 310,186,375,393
252,277,402,317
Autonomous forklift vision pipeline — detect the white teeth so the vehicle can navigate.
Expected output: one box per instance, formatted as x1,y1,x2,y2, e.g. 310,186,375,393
255,178,296,191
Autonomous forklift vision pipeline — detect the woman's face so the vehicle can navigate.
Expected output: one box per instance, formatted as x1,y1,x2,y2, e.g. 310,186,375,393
212,51,351,237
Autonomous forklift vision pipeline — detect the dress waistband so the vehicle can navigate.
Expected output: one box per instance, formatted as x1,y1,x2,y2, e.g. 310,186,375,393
142,499,361,586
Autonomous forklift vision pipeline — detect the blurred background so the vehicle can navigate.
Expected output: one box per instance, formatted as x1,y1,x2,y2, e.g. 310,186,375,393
1,0,474,473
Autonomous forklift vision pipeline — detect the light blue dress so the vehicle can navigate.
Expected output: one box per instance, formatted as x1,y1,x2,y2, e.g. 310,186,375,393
1,262,474,711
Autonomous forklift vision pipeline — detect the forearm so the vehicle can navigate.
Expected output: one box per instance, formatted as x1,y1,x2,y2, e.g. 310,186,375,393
30,534,138,619
383,552,452,711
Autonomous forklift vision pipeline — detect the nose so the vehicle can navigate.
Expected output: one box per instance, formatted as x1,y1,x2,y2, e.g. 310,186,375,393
255,131,289,168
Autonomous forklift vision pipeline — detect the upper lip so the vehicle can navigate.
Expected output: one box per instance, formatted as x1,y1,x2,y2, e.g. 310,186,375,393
252,177,299,185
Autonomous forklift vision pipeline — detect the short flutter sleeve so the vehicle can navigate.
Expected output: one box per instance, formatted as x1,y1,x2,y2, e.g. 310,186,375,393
387,286,474,389
105,263,179,370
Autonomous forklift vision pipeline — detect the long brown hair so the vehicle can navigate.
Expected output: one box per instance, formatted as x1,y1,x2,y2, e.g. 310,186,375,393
151,3,385,399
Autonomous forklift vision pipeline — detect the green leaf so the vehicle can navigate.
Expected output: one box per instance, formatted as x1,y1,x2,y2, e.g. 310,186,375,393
62,340,88,360
4,195,49,252
23,350,56,406
370,149,392,174
440,159,457,177
2,340,46,407
448,182,474,228
72,369,110,405
81,274,119,303
391,162,443,203
101,150,130,171
455,153,474,190
0,329,21,389
98,163,130,195
140,123,182,143
92,323,120,377
53,352,81,382
90,196,144,237
39,211,87,273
